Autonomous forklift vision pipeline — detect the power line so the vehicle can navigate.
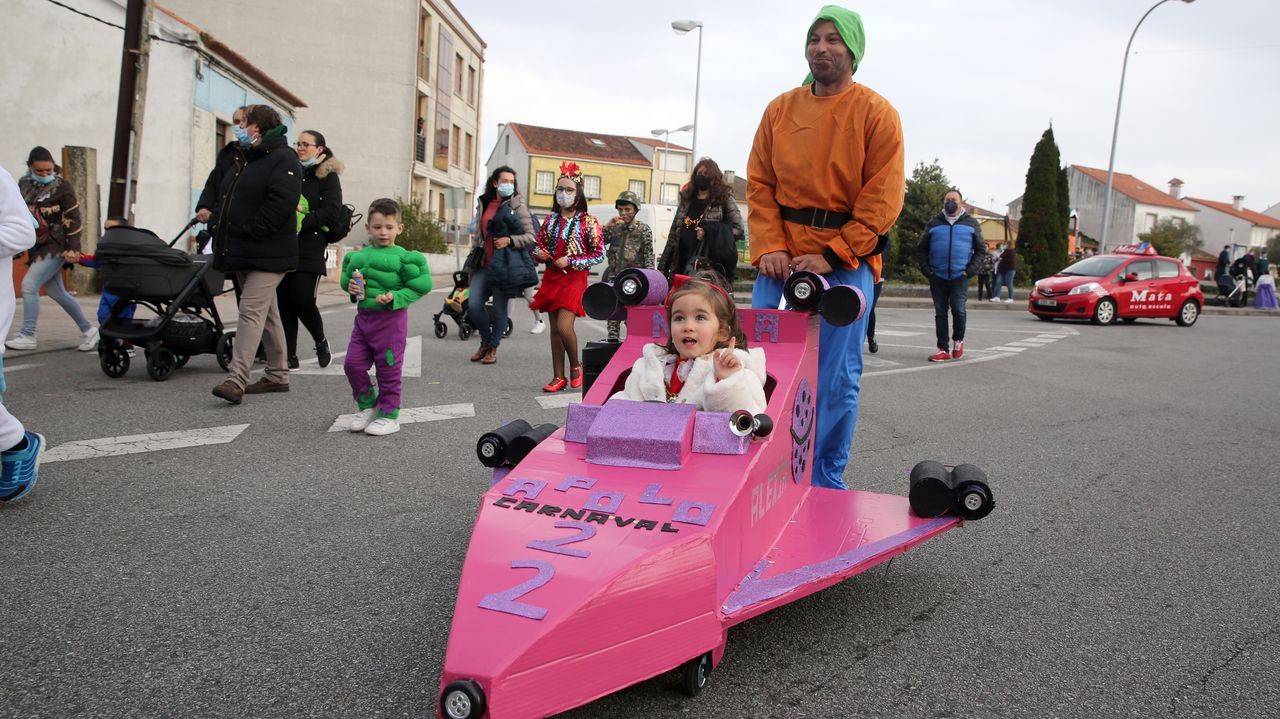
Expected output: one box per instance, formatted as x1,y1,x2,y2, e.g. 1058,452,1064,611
42,0,199,50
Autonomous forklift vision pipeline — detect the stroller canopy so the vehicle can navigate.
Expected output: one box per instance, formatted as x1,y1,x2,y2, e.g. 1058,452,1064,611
97,227,192,268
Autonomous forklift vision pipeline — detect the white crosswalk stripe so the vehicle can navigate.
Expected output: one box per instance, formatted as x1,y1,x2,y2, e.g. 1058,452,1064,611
43,424,250,463
294,336,422,377
536,392,582,410
326,402,475,432
872,329,924,337
988,345,1028,352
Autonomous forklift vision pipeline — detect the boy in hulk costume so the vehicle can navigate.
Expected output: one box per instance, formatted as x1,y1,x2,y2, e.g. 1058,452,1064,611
339,198,434,436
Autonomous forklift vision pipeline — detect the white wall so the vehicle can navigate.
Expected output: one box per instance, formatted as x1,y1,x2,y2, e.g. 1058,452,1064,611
0,0,196,236
1129,202,1198,245
1183,200,1253,251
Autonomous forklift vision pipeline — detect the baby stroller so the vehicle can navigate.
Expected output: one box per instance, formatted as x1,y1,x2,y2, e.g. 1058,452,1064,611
95,220,234,381
433,270,513,341
1214,272,1248,308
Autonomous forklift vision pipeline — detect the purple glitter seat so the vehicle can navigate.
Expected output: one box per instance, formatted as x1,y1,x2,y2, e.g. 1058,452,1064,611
585,399,695,470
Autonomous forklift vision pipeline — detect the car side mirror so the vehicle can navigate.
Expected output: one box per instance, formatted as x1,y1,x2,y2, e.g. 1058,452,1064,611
1125,272,1139,282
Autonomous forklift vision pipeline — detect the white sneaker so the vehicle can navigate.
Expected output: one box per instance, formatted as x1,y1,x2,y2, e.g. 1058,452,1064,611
348,408,377,432
530,318,546,334
5,335,36,351
364,416,401,436
77,327,100,352
1003,298,1014,303
989,297,1001,303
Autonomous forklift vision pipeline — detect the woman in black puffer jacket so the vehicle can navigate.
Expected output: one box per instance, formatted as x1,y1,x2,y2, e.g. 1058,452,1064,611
207,104,301,403
279,129,342,369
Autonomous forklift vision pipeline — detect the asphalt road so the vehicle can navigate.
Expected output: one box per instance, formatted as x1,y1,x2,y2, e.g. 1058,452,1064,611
2,297,1277,719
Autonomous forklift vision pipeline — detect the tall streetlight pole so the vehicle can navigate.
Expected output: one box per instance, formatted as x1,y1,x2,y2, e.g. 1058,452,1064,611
650,124,693,206
671,20,704,162
1098,0,1195,254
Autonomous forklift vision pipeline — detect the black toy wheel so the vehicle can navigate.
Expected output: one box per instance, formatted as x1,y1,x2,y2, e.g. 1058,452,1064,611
146,347,177,382
174,353,190,368
950,463,995,520
100,346,129,378
439,679,487,719
504,318,514,337
434,320,447,339
678,652,713,697
459,324,472,340
215,332,235,371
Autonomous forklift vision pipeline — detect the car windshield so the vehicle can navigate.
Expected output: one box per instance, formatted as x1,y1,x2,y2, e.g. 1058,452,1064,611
1058,256,1128,277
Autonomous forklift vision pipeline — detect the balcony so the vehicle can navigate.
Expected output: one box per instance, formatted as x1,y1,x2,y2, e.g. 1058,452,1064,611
415,132,427,163
418,53,431,82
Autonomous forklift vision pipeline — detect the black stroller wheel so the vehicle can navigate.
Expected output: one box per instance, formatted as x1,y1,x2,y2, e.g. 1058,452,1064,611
174,353,190,368
100,346,130,378
459,324,472,341
504,318,514,337
147,347,177,382
215,332,236,371
434,320,448,339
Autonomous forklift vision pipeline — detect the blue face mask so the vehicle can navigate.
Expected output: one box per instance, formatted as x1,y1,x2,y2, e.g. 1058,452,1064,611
233,125,251,146
496,182,515,198
944,199,959,215
300,156,319,168
30,172,56,186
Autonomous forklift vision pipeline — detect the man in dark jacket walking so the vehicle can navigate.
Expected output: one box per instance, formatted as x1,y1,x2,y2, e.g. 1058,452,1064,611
916,189,986,362
203,104,301,404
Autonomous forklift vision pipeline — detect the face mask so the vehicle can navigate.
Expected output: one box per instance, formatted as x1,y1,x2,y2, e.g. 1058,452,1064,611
944,199,958,215
556,190,577,209
300,155,319,168
233,125,251,146
693,175,711,191
497,182,515,198
30,172,56,186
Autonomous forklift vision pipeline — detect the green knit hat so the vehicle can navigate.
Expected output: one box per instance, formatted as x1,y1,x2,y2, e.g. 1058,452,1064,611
802,5,866,84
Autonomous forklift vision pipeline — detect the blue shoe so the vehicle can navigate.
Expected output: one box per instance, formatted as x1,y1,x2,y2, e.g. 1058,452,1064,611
0,431,44,504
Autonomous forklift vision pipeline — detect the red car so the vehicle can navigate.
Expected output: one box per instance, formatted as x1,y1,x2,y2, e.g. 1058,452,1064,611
1028,244,1204,326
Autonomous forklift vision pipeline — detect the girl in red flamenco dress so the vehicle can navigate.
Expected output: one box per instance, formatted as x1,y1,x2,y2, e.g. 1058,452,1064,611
529,162,604,391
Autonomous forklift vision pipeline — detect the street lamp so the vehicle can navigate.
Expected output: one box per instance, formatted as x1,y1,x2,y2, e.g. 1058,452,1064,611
671,20,703,163
651,124,693,206
1098,0,1195,254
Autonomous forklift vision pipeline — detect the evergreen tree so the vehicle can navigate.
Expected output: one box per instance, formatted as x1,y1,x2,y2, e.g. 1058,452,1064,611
1017,128,1069,281
891,159,951,278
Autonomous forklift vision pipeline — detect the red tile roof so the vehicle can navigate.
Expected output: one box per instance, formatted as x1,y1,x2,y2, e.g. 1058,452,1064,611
629,136,693,152
1072,165,1198,212
508,123,651,167
156,5,306,109
1183,197,1280,230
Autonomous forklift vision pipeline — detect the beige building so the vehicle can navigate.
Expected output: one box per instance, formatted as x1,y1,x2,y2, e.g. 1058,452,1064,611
162,0,484,225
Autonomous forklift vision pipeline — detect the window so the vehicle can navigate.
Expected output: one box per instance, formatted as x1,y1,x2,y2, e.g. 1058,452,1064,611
216,119,230,149
1145,213,1158,231
589,139,605,147
659,151,688,173
629,179,646,199
455,54,464,95
583,175,602,200
467,66,476,105
436,29,453,95
1155,259,1181,278
452,125,461,166
660,183,680,204
535,171,554,194
1127,260,1155,281
504,135,509,154
465,133,473,171
418,13,432,80
434,97,451,172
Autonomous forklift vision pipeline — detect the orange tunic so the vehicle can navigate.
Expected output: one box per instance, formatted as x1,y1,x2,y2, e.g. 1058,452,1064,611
747,82,905,281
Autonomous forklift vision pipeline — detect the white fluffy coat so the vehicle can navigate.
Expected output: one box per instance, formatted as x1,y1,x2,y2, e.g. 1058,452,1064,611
611,342,767,414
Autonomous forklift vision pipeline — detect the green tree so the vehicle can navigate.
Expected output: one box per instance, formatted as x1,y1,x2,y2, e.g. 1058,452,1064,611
890,159,951,280
1138,219,1202,258
395,195,448,254
1266,233,1280,261
1016,128,1069,281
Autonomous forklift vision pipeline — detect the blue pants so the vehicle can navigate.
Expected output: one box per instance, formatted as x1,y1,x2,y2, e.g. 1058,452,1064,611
466,268,512,349
752,262,875,490
98,290,136,326
993,269,1015,301
928,275,969,349
19,255,92,337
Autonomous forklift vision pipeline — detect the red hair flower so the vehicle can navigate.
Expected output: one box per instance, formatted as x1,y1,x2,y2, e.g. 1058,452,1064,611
559,161,584,184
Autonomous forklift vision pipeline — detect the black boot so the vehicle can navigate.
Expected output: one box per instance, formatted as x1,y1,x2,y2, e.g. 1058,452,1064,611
316,338,331,368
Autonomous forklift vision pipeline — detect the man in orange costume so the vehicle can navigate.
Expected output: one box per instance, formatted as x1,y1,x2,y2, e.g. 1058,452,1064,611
748,5,905,489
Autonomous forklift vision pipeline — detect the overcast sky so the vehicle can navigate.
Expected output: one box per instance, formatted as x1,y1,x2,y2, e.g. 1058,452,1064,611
465,0,1279,213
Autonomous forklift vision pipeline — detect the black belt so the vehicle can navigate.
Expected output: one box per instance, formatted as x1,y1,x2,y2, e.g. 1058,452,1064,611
779,205,852,230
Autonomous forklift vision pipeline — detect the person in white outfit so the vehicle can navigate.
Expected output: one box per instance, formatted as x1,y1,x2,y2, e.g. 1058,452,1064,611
0,165,46,504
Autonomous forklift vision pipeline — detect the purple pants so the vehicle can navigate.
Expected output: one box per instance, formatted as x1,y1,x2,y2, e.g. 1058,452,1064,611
345,308,409,416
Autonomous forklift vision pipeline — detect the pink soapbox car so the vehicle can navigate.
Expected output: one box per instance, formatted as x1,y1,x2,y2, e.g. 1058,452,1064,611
439,269,994,719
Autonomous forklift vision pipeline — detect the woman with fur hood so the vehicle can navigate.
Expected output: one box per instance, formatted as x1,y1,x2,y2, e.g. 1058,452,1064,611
280,130,342,369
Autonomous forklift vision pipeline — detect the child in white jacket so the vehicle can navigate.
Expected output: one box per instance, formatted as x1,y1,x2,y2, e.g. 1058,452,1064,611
612,275,767,414
0,166,44,504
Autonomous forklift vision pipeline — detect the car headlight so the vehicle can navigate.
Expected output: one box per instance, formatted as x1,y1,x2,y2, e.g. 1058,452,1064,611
1068,282,1101,295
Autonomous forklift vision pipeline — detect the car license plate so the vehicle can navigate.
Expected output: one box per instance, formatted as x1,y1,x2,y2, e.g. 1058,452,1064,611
1036,299,1060,309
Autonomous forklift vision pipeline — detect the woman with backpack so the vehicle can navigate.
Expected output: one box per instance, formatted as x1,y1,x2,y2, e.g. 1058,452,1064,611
658,157,744,289
280,129,343,369
468,166,537,365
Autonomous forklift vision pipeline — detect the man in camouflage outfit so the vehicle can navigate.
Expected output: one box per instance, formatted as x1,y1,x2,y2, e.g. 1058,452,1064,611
602,190,654,341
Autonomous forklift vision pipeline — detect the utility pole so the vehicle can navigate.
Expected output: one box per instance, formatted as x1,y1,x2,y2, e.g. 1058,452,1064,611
107,0,154,223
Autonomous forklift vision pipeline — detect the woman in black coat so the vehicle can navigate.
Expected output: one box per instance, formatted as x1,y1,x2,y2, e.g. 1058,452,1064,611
279,130,342,368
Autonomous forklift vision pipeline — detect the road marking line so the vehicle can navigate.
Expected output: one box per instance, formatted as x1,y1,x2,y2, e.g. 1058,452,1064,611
988,345,1028,352
536,392,582,409
294,335,422,377
1,363,37,372
1017,337,1058,344
326,402,474,432
43,424,251,463
863,356,901,368
863,352,1007,377
1002,341,1044,348
872,329,924,337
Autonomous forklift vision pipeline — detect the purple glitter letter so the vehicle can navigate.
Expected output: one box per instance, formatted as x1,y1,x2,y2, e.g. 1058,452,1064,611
754,313,780,344
477,559,555,620
585,490,625,514
555,475,597,493
638,483,674,505
502,478,547,500
672,500,717,527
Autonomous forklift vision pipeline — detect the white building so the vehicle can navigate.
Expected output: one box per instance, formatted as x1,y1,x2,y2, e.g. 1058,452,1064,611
1182,196,1280,255
1,0,304,236
1009,165,1199,253
163,0,485,225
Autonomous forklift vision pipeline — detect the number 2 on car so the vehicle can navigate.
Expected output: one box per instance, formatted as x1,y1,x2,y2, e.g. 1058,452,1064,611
477,521,597,619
